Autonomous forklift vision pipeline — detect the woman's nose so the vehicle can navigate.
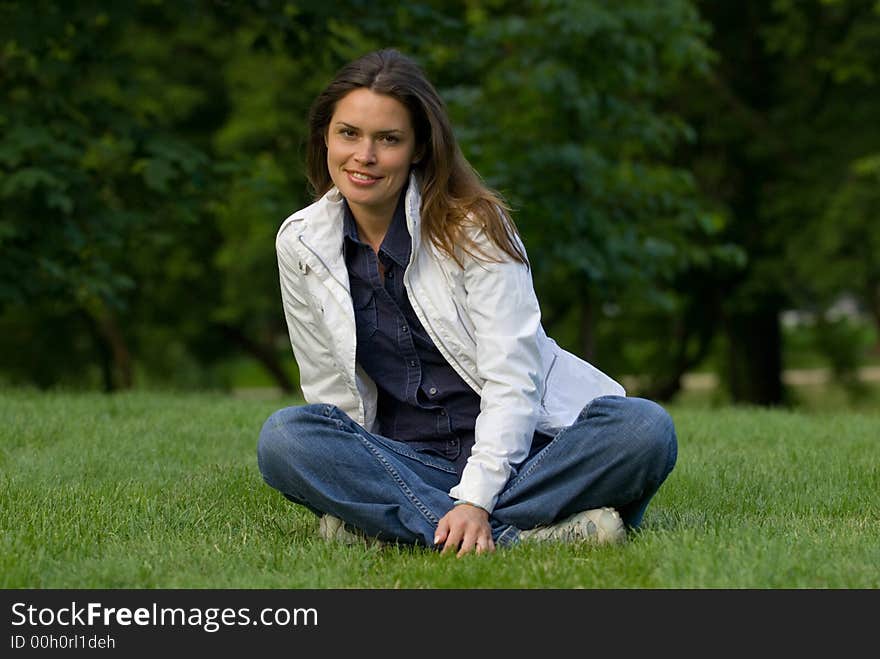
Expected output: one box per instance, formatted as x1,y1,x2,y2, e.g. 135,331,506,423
354,140,376,164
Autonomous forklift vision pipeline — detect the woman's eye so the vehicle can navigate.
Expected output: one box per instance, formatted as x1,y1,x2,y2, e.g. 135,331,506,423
381,135,399,144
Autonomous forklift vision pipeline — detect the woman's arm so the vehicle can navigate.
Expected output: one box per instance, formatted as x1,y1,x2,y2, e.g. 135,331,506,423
275,226,355,410
449,226,543,513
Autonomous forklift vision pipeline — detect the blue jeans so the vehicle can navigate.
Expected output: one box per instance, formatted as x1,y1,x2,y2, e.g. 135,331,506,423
257,395,677,547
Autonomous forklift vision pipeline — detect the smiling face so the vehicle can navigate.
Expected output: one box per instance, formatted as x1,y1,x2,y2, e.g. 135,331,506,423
326,88,419,227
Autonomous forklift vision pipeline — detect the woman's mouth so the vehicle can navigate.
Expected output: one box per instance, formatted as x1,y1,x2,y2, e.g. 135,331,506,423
346,170,382,185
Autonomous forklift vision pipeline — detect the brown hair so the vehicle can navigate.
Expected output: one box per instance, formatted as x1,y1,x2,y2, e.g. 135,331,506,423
306,49,527,267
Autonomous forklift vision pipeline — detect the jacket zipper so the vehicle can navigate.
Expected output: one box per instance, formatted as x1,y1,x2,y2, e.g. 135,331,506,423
540,353,557,409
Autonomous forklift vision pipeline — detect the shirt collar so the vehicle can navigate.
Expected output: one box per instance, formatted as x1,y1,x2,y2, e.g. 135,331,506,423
342,182,411,268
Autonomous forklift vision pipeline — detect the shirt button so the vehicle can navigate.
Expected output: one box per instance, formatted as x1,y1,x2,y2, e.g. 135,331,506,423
429,387,438,395
387,271,394,279
401,326,408,333
409,360,417,367
439,410,447,417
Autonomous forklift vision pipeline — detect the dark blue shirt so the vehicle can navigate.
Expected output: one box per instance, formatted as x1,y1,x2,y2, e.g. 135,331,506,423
342,187,481,472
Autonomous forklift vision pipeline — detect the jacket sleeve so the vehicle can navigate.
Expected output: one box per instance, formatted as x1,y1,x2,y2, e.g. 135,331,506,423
275,226,346,407
448,229,543,513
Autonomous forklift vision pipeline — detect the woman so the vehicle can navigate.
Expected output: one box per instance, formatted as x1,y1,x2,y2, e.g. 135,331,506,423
257,49,677,557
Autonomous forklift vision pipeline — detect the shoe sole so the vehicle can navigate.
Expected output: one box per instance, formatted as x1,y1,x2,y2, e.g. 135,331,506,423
319,514,386,547
579,507,626,545
520,506,627,545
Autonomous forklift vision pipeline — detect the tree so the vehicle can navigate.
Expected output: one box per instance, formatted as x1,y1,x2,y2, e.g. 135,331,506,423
1,1,221,389
1,0,749,398
434,0,739,395
673,0,880,404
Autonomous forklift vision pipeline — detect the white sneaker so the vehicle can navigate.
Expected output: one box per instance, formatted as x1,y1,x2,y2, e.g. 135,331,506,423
519,507,626,546
319,514,386,547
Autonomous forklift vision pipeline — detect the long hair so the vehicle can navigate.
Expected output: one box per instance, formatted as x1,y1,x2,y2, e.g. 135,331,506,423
306,49,527,267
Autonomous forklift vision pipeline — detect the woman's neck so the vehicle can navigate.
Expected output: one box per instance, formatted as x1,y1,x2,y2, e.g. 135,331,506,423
350,204,394,255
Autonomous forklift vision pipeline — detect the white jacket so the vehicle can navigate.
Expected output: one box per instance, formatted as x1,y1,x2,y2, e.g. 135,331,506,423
275,173,625,512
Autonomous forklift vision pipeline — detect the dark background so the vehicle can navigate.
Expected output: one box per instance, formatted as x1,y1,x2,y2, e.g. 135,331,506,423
2,0,878,408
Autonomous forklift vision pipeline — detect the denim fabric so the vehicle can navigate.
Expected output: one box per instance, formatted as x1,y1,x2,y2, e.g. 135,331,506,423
257,395,677,548
342,189,481,450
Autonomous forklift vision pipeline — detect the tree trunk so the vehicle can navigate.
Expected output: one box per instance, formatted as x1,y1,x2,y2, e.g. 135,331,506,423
867,277,880,357
83,307,134,391
724,305,785,405
578,287,595,362
645,310,717,402
216,323,296,394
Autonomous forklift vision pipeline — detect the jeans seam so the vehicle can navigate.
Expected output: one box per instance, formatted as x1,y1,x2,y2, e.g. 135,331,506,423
575,395,606,424
326,404,457,474
358,434,441,526
495,524,520,547
500,396,610,502
663,426,678,479
502,430,562,500
369,433,457,474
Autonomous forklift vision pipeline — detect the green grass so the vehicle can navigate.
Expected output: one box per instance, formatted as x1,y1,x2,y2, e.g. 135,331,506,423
1,388,878,588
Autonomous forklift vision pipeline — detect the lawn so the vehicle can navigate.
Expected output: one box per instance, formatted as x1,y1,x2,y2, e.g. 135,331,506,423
1,388,877,588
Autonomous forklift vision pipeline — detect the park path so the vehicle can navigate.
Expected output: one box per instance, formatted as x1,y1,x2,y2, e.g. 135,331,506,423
681,366,880,389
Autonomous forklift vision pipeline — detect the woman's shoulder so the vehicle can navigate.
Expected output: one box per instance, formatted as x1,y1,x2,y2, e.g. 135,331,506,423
453,202,528,265
276,188,344,246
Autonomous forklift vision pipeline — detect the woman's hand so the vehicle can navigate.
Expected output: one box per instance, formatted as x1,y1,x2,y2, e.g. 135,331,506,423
434,503,495,557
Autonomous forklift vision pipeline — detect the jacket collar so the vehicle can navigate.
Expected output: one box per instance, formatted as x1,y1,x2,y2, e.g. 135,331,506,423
297,170,421,259
288,171,422,290
402,170,422,258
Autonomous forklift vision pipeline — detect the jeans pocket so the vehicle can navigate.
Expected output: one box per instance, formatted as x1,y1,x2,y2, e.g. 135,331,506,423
408,438,461,463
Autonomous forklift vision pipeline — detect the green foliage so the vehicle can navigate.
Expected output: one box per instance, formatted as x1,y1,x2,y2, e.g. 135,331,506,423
428,0,744,388
3,0,876,400
447,0,723,299
1,0,726,391
791,153,880,332
1,1,213,309
655,0,880,403
0,1,229,389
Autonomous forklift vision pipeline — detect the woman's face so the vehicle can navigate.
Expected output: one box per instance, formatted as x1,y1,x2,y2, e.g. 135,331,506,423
326,88,418,224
